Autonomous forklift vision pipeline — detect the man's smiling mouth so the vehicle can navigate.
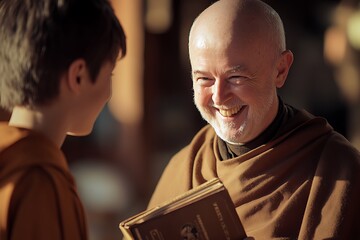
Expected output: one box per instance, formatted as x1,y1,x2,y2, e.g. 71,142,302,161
218,105,244,117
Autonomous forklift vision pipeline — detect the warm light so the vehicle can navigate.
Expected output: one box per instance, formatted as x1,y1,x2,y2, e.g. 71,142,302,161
324,27,347,65
347,10,360,50
109,0,144,125
145,0,173,33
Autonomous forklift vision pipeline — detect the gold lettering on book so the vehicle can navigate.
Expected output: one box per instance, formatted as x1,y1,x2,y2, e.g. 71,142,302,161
213,202,231,239
196,214,210,240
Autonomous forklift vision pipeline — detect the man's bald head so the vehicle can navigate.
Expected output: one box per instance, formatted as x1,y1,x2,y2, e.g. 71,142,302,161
189,0,286,58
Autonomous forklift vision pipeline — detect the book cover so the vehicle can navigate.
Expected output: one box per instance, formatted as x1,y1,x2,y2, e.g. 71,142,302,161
119,178,247,240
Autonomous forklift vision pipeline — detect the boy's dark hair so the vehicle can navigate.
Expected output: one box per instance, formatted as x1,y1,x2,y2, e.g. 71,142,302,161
0,0,127,110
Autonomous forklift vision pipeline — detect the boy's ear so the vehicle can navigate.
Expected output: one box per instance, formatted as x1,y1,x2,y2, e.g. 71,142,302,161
275,50,294,88
66,59,88,93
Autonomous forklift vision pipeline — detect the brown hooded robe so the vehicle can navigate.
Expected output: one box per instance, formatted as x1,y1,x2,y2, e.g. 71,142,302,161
148,108,360,239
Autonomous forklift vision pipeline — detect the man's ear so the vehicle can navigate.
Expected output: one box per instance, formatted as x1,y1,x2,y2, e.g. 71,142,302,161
66,59,88,93
275,50,294,88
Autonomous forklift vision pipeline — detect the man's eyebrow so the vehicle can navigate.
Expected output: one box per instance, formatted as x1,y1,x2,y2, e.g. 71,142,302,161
191,65,250,76
225,65,247,73
192,70,207,75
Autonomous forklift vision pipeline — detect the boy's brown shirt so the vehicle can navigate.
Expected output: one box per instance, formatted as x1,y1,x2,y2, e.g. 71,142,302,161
0,123,87,240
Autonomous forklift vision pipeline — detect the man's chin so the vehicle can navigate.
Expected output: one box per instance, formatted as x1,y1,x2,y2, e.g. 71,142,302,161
213,125,247,144
214,129,236,143
220,136,242,145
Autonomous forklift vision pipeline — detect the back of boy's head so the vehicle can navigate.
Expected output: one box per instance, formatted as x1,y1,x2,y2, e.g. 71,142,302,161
0,0,127,111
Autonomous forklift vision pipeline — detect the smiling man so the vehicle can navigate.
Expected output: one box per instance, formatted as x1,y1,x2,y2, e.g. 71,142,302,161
189,0,292,145
147,0,360,239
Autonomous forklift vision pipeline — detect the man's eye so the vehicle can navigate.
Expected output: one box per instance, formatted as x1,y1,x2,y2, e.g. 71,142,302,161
196,77,214,86
198,77,211,81
228,76,247,85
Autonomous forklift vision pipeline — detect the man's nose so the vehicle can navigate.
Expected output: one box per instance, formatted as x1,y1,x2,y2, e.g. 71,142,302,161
212,80,230,105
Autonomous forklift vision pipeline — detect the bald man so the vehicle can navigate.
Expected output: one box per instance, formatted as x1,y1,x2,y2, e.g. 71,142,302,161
148,0,360,239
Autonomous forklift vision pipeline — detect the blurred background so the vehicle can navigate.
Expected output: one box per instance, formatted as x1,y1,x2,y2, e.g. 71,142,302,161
1,0,360,239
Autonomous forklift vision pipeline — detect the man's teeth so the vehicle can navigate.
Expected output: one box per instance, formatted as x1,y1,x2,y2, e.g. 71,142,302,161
219,106,242,117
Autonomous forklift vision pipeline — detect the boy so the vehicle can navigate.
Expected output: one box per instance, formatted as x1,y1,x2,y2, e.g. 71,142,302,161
0,0,126,239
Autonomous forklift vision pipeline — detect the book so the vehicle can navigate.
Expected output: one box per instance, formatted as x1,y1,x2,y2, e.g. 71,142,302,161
119,178,247,240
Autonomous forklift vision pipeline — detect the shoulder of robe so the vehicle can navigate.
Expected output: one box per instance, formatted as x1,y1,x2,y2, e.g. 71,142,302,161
317,131,360,184
322,132,360,166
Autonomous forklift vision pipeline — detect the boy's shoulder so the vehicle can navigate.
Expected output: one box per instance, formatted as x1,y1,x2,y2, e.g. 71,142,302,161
0,123,68,177
0,123,29,152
